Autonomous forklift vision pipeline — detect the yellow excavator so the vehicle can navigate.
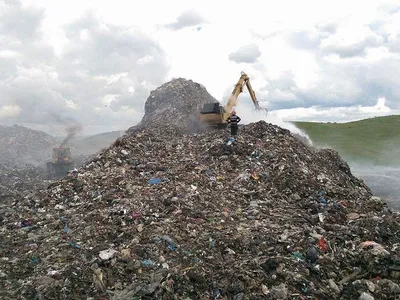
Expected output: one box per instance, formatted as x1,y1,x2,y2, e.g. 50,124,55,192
46,146,74,179
198,71,267,127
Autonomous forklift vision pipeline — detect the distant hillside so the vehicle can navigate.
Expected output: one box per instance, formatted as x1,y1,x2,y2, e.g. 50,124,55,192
70,130,126,155
294,115,400,165
0,125,57,166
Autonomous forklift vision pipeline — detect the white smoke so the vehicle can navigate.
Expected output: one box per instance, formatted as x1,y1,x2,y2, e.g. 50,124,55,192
235,102,313,145
350,163,400,210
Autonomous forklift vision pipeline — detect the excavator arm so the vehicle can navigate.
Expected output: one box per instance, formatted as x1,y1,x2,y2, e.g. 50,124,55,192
198,71,267,127
225,72,249,113
224,71,262,112
243,72,268,116
245,78,261,110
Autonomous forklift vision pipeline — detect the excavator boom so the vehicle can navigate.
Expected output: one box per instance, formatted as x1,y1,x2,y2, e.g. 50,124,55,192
245,79,260,110
225,72,249,113
198,71,267,127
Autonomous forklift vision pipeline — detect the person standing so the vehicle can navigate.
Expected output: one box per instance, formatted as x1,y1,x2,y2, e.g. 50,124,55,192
226,111,241,137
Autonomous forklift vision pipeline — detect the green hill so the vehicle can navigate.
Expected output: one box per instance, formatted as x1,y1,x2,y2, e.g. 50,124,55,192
293,115,400,166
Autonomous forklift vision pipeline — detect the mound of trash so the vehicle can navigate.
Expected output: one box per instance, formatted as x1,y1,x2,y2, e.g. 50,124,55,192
1,120,399,299
0,125,57,166
0,165,48,200
1,78,399,300
128,78,218,133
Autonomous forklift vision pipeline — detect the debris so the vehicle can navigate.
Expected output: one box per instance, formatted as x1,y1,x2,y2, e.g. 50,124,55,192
271,283,288,299
306,245,319,263
0,78,399,299
347,212,360,220
99,249,118,260
147,178,162,185
360,241,390,257
359,292,375,300
329,279,341,294
261,284,269,295
317,236,329,252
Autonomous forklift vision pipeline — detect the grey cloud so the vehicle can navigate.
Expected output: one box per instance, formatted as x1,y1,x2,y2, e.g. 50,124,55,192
286,30,326,50
228,44,261,64
316,22,338,34
0,0,54,64
0,0,59,121
254,19,400,112
321,34,383,58
267,71,297,91
62,12,168,77
0,6,170,134
368,20,390,44
262,55,400,111
250,29,283,40
57,12,170,117
361,58,400,108
286,24,383,58
0,56,18,80
367,9,400,53
1,76,73,124
378,2,400,14
165,10,207,31
286,23,338,52
0,0,44,42
258,73,305,110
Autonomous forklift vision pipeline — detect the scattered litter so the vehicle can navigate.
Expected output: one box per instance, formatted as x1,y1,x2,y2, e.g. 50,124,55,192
0,78,399,299
99,249,118,260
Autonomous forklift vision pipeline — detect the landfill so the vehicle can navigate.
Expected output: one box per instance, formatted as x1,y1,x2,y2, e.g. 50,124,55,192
127,78,218,134
0,78,399,300
0,164,49,201
0,125,58,167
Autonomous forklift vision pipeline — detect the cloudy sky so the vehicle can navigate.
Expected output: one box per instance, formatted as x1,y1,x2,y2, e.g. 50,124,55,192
1,0,400,136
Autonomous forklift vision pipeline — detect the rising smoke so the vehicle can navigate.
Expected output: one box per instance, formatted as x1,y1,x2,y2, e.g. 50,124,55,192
234,103,313,145
60,123,83,147
49,113,83,147
350,163,400,210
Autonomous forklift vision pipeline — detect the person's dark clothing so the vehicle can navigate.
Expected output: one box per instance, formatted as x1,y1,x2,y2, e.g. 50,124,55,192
227,115,241,136
231,125,238,136
227,115,241,125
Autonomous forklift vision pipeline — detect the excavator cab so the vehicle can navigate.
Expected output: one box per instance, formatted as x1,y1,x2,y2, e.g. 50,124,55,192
47,146,74,180
52,147,71,163
199,103,230,128
201,103,221,114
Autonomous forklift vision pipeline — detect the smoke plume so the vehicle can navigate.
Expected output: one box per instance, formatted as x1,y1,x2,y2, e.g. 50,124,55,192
234,103,313,145
60,123,83,147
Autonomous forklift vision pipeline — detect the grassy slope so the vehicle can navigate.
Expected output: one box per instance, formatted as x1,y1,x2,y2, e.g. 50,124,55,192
293,115,400,166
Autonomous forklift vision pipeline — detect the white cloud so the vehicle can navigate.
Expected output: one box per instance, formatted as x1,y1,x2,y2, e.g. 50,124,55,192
0,105,21,117
229,44,262,63
137,55,154,65
0,50,20,58
65,100,78,109
273,97,398,123
1,0,400,135
164,9,207,30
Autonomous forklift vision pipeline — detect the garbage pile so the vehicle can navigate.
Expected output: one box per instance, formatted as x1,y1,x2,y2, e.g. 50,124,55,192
0,164,48,200
0,125,57,166
1,78,399,300
127,78,218,133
